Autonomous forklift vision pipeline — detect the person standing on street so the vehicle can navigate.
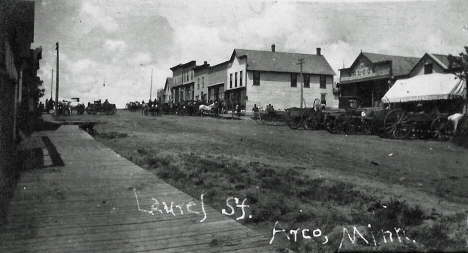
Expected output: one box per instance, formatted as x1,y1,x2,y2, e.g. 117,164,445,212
252,104,259,119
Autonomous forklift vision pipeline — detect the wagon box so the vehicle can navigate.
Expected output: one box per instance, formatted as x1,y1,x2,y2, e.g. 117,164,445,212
86,103,117,115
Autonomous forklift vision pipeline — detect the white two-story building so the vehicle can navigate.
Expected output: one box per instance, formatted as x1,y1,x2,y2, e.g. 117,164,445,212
225,45,336,112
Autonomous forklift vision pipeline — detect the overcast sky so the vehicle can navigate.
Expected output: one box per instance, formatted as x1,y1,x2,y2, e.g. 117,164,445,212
33,0,468,108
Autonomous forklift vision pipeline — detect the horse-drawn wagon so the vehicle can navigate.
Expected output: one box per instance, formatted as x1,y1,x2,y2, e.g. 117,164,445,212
378,73,465,140
86,101,117,115
255,109,289,126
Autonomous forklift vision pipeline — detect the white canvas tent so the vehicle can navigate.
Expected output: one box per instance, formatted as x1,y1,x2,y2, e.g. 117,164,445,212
381,73,466,104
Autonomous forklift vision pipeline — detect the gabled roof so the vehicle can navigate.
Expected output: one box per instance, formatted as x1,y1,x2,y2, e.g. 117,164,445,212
409,53,463,75
342,52,420,77
164,77,173,90
231,49,335,76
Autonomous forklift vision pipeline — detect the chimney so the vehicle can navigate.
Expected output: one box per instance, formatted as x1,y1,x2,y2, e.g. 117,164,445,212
271,44,276,52
316,48,321,56
204,61,207,65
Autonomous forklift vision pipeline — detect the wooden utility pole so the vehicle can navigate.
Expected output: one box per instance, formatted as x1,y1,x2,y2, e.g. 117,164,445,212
50,69,53,100
55,42,59,116
297,59,305,108
150,69,153,100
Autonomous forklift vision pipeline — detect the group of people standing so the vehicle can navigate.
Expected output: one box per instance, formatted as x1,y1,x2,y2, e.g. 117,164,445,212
251,103,275,119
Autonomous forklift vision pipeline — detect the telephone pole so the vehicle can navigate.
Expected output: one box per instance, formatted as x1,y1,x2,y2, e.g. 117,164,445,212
150,69,153,100
55,42,59,116
297,59,305,108
50,69,53,100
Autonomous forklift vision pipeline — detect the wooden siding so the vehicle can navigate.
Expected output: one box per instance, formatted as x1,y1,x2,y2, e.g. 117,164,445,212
227,57,247,91
340,58,391,83
194,69,209,101
208,64,228,87
245,71,334,111
409,56,446,77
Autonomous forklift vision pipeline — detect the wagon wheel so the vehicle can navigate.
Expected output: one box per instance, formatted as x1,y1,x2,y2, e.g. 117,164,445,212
333,114,348,134
105,107,113,115
324,114,334,133
301,109,318,130
384,109,412,139
431,117,453,140
286,112,301,130
360,118,374,135
110,107,117,115
346,117,357,134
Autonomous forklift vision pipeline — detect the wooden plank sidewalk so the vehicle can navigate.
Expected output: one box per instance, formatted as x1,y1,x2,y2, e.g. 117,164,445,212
0,125,273,252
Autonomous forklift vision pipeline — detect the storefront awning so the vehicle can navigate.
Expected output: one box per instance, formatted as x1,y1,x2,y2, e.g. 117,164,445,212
381,73,466,103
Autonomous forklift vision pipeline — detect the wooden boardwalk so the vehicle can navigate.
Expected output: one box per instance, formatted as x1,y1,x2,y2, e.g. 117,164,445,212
0,125,273,252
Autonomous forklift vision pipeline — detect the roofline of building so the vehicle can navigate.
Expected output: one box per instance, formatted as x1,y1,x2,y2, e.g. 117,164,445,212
209,60,230,69
170,60,197,71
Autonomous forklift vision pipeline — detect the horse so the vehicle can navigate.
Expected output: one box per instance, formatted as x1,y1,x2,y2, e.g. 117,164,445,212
448,113,463,132
129,102,140,112
148,102,160,116
198,102,215,116
211,102,219,116
68,100,85,115
142,104,149,116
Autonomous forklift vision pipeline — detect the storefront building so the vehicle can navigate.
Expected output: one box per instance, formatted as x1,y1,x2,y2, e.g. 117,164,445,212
208,61,228,104
338,52,419,108
170,61,196,103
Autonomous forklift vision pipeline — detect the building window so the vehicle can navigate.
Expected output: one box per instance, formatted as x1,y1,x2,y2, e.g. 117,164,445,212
291,73,297,87
424,63,433,74
321,94,327,105
191,71,193,80
240,71,243,86
198,78,200,89
230,73,233,88
304,74,310,88
202,76,204,88
253,71,260,86
320,75,326,89
235,72,238,87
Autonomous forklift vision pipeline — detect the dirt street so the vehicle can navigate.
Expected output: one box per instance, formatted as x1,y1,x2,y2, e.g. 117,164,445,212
55,110,468,251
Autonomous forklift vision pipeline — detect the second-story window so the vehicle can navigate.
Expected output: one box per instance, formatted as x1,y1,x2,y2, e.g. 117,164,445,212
198,78,200,89
424,63,433,74
240,71,243,86
230,73,233,88
235,72,238,87
320,75,326,89
191,71,193,80
291,73,297,87
304,74,310,88
202,76,204,88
